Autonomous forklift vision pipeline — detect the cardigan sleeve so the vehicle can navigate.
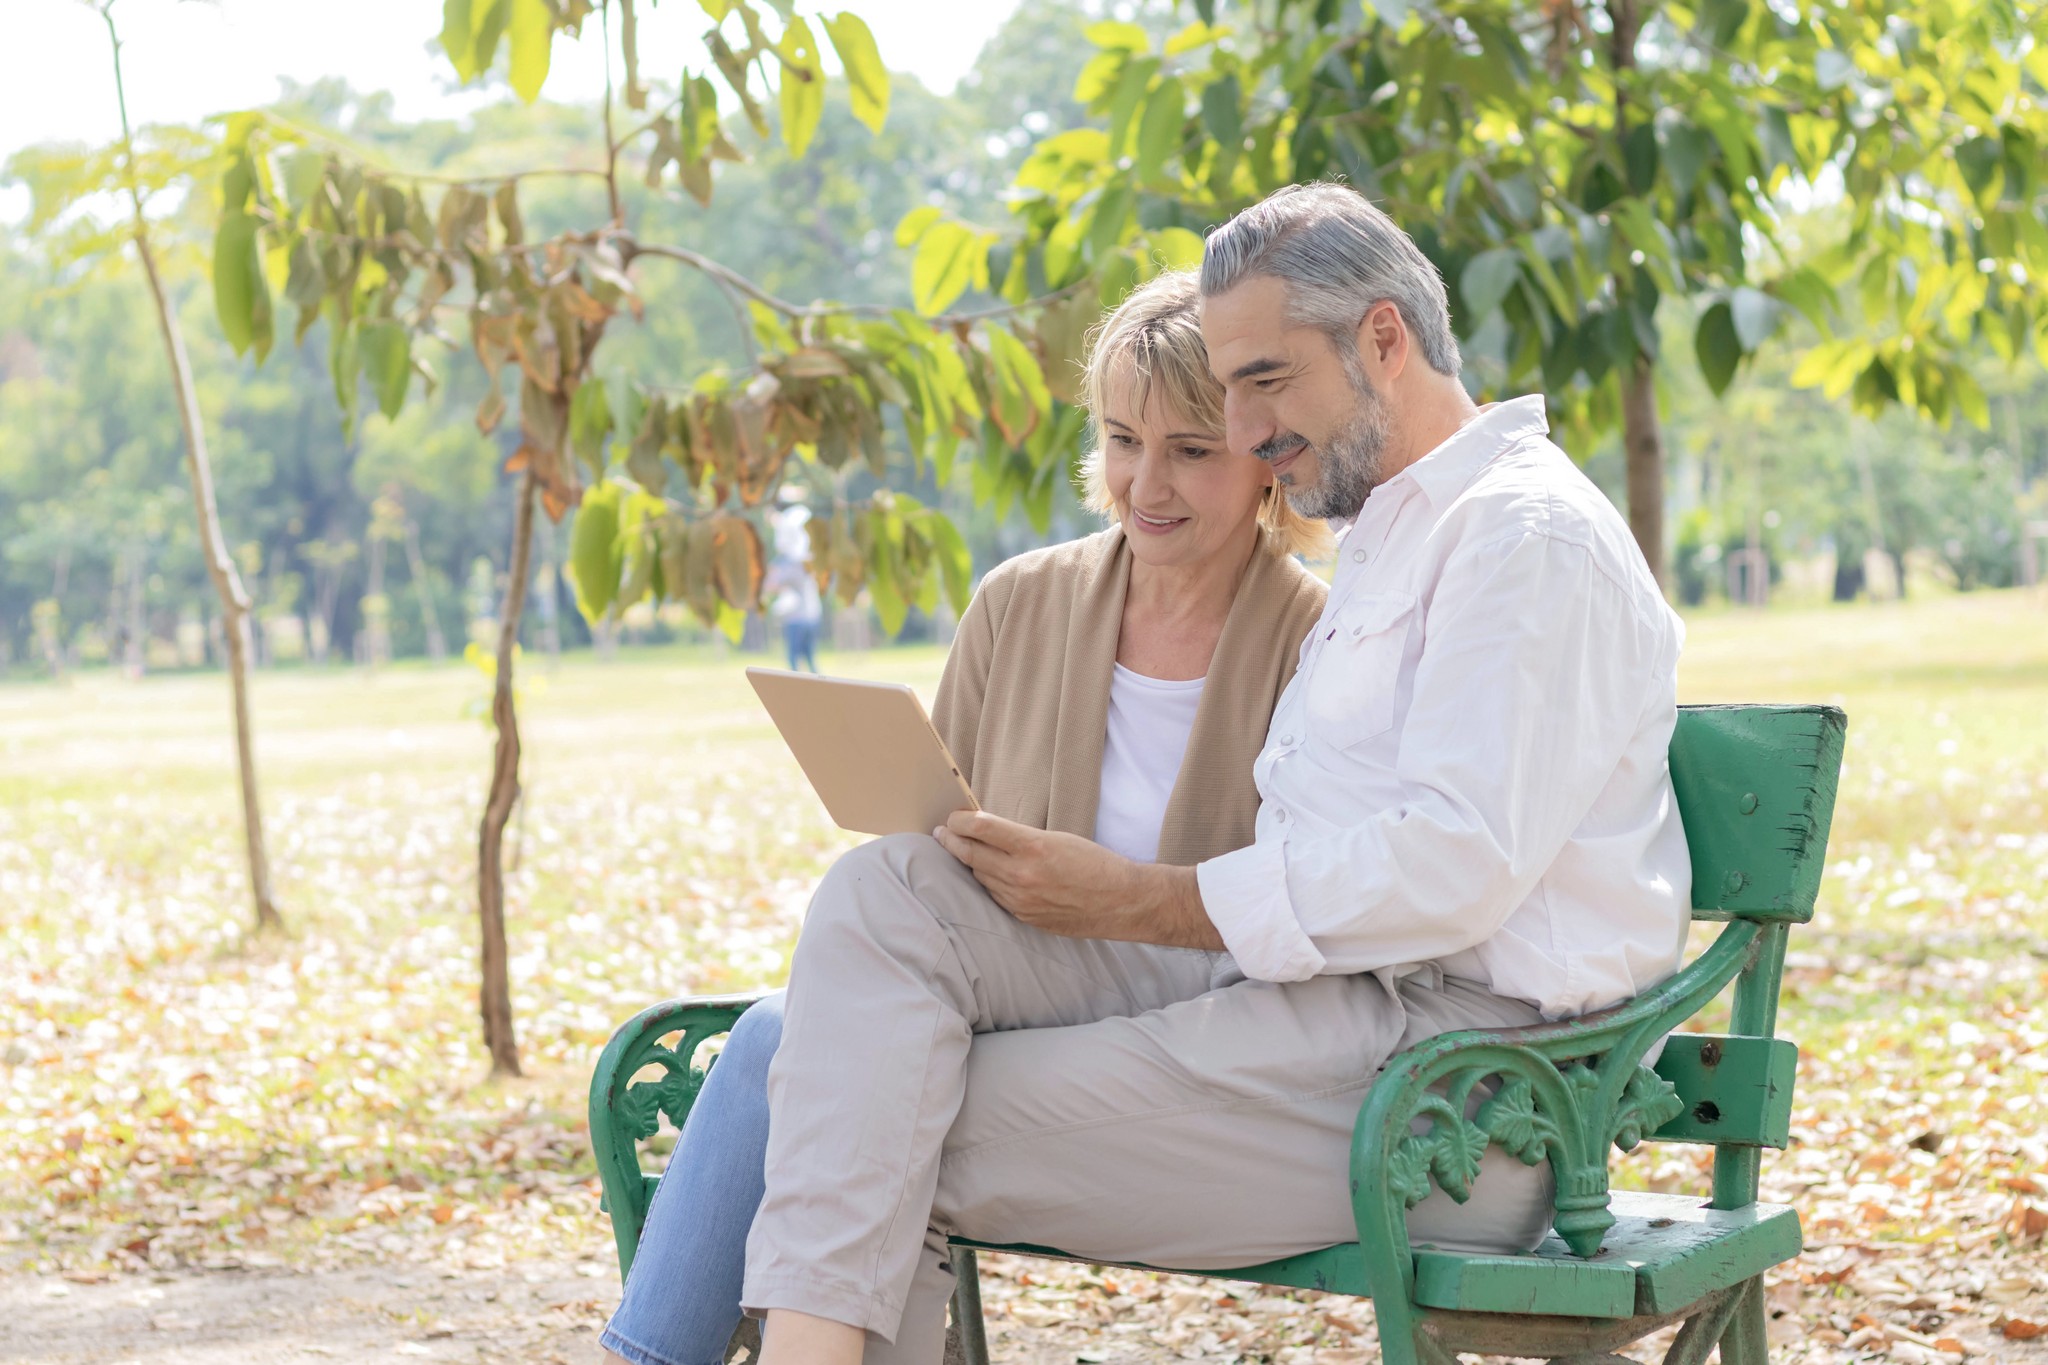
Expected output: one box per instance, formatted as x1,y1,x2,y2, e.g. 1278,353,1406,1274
931,574,1001,794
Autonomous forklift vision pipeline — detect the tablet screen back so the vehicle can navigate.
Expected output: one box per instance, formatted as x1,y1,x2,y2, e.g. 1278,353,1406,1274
746,668,978,837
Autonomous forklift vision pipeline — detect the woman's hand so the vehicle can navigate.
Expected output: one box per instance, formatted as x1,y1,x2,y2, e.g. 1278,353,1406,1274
932,811,1224,950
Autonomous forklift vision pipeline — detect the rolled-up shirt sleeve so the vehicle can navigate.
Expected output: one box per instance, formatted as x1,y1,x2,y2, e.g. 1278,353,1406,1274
1196,837,1326,980
1197,527,1669,983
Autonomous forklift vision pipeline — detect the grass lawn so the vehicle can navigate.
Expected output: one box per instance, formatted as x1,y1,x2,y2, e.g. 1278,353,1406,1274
2,588,2046,1363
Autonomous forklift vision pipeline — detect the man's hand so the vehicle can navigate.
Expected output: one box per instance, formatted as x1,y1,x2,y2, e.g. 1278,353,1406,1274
932,811,1225,951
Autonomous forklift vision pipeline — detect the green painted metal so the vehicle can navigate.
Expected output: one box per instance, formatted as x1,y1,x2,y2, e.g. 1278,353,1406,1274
585,703,1846,1365
949,1236,1372,1296
1412,1245,1637,1318
1650,1034,1799,1148
586,993,764,1279
1614,1197,1802,1316
1670,705,1846,923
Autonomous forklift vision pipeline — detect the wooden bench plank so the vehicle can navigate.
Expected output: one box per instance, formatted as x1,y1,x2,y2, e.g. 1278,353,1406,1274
1408,1192,1801,1319
1670,705,1846,924
1651,1034,1798,1148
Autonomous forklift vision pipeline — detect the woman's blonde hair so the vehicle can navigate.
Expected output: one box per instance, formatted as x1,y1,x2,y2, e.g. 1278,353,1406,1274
1075,269,1330,560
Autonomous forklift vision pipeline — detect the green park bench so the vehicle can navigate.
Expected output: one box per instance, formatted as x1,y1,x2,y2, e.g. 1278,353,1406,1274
590,702,1846,1365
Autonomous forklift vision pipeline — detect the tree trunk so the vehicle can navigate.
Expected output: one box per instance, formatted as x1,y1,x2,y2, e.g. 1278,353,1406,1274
476,468,539,1078
1620,354,1667,588
402,516,450,662
125,544,148,677
133,228,283,934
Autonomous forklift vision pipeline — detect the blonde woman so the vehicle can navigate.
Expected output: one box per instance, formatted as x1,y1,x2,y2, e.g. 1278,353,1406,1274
601,271,1328,1365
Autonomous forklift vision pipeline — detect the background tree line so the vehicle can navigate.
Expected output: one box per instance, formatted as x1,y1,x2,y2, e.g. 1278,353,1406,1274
0,0,1100,676
5,0,2046,681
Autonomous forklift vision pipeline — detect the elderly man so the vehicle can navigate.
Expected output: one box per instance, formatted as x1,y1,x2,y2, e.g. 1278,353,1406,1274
748,183,1691,1365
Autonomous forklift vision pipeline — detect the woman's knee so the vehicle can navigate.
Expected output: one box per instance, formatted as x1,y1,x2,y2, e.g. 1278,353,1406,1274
719,992,785,1074
802,833,956,937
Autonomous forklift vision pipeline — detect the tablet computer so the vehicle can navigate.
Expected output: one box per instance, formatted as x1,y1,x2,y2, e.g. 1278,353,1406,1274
746,667,979,837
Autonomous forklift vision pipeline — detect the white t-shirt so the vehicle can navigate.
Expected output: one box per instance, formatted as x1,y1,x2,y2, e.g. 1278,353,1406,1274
1092,663,1207,864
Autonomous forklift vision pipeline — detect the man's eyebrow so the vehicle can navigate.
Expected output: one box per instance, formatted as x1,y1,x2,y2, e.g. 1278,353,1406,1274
1227,357,1288,382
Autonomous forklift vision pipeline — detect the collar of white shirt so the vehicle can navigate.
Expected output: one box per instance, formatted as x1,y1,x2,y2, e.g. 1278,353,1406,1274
1381,393,1552,516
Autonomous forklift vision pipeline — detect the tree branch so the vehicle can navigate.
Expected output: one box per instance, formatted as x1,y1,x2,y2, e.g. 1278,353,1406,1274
601,0,625,225
620,237,1091,325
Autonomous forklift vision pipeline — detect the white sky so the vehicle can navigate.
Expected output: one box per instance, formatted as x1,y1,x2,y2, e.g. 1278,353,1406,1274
0,0,1021,221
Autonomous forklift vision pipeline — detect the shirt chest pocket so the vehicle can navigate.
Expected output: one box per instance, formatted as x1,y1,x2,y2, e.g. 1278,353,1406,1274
1304,591,1416,751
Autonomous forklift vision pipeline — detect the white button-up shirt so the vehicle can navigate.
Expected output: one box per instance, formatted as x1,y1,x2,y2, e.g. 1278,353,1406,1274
1195,396,1692,1020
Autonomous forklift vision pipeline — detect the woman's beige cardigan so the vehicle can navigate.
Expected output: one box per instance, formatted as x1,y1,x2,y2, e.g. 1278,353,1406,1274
930,527,1329,867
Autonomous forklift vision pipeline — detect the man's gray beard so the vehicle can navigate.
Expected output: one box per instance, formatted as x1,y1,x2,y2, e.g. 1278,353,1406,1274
1282,371,1391,522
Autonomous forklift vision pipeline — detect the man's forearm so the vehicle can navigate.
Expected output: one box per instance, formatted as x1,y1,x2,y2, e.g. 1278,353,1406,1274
1109,863,1227,951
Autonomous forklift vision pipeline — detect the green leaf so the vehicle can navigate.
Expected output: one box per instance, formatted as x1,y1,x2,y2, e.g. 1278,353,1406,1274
329,320,359,426
924,511,971,616
1955,136,2003,206
1074,49,1126,105
912,220,983,315
1084,20,1149,51
1200,72,1242,149
507,0,553,103
823,12,889,134
282,151,326,215
1815,48,1854,91
778,16,825,159
1087,181,1134,263
1757,106,1796,175
1459,248,1520,326
440,0,478,80
1623,123,1659,194
894,204,941,247
1147,225,1206,271
983,324,1051,445
1661,118,1712,195
211,211,271,361
360,321,411,420
1695,301,1741,395
1106,57,1159,159
1729,287,1779,351
569,483,623,624
569,378,613,481
1134,76,1185,184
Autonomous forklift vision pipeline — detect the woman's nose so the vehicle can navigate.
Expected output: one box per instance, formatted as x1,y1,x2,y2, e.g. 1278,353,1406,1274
1129,447,1172,505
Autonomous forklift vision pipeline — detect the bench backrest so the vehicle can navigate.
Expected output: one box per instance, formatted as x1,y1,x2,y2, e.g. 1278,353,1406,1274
1643,703,1846,1156
1669,704,1847,924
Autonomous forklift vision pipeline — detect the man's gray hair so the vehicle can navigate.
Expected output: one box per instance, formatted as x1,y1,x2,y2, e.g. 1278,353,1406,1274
1200,183,1462,377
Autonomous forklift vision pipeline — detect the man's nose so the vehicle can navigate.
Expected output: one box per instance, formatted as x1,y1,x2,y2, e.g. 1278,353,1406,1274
1224,391,1271,461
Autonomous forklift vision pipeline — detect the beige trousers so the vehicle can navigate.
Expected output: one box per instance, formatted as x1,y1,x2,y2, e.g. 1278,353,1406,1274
741,834,1551,1363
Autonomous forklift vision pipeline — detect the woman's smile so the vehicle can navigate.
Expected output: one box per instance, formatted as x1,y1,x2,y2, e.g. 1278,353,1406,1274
1131,508,1189,534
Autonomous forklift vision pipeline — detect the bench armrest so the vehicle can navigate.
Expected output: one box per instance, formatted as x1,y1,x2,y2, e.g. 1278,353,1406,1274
1346,920,1774,1357
587,992,772,1279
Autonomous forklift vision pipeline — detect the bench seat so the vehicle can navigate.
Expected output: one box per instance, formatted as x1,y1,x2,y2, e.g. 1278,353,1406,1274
951,1190,1799,1321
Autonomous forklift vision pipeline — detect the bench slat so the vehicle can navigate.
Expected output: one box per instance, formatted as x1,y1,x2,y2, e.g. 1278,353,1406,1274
1650,1033,1798,1148
1411,1191,1802,1319
1671,704,1846,923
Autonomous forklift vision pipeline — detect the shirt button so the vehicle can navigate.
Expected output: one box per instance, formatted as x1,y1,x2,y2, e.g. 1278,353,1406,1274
1352,550,1366,562
1280,734,1293,745
1274,808,1288,822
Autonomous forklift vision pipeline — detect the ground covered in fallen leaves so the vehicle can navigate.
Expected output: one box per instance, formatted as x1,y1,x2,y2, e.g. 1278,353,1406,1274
3,589,2047,1364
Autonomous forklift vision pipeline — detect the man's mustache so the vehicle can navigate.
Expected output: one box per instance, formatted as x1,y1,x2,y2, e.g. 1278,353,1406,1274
1253,432,1308,462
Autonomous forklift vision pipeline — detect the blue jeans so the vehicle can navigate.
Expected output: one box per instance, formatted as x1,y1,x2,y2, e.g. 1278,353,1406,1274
782,619,819,673
601,993,784,1365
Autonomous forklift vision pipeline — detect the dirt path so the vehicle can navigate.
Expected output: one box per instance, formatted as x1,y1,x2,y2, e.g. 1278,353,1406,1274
1,1262,619,1365
0,1263,1157,1365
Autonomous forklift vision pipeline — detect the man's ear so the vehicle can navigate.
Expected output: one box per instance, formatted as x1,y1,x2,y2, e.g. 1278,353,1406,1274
1354,300,1409,383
